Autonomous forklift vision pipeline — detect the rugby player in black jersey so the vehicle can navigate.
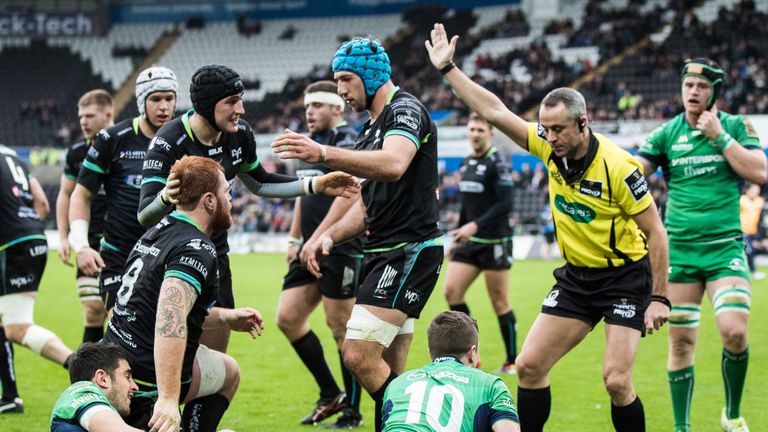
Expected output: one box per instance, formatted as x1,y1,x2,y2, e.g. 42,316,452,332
277,81,364,427
0,145,73,414
69,67,178,313
272,38,442,431
444,112,518,375
137,65,359,355
104,156,264,432
56,89,113,344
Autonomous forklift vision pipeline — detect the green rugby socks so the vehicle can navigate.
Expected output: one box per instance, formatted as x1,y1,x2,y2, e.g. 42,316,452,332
668,366,694,432
722,347,749,419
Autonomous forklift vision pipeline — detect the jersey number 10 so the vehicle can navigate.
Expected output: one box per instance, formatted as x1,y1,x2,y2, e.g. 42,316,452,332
404,381,465,431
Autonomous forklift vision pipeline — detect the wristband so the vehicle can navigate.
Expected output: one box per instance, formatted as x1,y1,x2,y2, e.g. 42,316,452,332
310,177,317,195
319,144,327,163
714,131,733,152
287,236,302,245
69,219,90,253
300,177,312,195
439,62,456,75
650,295,671,310
160,188,171,206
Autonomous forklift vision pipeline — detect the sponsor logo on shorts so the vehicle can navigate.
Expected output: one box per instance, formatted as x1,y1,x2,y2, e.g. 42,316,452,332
9,274,34,288
542,289,559,307
28,244,47,256
728,258,746,272
377,265,398,290
341,266,354,293
612,301,636,318
623,168,648,201
404,290,420,304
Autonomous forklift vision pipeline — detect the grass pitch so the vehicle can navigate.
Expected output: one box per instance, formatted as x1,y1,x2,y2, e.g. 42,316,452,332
1,253,766,431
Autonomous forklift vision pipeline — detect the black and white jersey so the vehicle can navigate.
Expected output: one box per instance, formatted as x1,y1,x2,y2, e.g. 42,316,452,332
104,212,218,384
296,121,362,256
355,88,440,249
458,147,513,239
140,110,261,256
0,146,44,247
77,118,150,253
64,138,107,239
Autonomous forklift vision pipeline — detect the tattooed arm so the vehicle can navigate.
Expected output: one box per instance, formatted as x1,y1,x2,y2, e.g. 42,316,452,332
149,277,197,432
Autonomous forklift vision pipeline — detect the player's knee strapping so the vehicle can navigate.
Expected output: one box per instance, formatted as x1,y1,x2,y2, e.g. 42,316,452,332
346,305,401,348
668,303,701,328
195,345,228,397
76,277,101,302
21,325,56,354
713,285,750,315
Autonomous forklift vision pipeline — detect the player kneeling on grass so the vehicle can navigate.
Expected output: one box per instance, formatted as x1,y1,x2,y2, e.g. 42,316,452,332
51,342,141,432
103,156,264,432
382,311,520,432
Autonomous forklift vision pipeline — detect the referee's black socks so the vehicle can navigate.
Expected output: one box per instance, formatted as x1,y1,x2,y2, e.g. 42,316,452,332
611,396,645,432
517,386,550,432
369,370,397,432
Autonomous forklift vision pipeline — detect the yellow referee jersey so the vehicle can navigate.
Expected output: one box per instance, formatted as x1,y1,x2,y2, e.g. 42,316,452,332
527,123,653,268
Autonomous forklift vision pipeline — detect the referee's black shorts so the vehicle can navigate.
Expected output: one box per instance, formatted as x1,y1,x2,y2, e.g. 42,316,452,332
541,256,651,334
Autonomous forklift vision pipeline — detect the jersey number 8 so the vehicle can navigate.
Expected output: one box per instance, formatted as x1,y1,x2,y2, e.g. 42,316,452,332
117,259,144,307
404,381,465,431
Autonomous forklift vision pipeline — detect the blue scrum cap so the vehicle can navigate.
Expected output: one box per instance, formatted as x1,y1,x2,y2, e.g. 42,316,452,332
332,38,391,98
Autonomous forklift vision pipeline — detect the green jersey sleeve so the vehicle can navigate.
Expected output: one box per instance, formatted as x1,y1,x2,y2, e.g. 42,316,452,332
51,381,115,427
724,115,761,149
487,377,519,425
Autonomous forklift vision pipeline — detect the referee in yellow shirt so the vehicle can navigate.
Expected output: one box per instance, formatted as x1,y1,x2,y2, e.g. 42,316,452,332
427,24,670,432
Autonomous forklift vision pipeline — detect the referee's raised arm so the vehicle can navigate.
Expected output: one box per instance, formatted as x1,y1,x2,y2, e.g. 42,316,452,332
425,23,529,150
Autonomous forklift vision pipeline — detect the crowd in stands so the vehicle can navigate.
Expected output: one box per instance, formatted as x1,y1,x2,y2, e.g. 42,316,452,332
585,0,768,120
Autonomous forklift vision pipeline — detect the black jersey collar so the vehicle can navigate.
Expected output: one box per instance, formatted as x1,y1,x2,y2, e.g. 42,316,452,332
549,132,599,185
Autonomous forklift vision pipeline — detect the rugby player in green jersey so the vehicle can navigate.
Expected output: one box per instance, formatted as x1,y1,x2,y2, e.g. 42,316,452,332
51,343,140,432
382,311,519,432
637,58,766,432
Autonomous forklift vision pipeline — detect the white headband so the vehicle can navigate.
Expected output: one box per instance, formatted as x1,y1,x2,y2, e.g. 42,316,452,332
304,91,345,111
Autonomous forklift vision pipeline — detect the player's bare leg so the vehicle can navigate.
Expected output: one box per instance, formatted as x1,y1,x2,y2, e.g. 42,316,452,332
443,261,480,315
604,324,644,430
515,313,591,431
